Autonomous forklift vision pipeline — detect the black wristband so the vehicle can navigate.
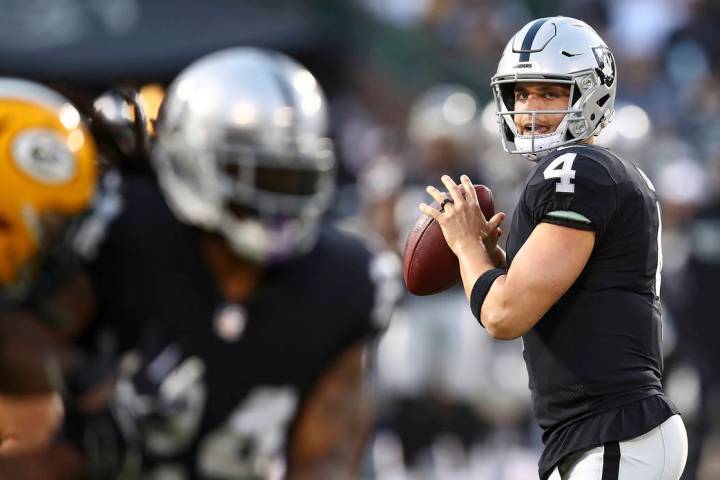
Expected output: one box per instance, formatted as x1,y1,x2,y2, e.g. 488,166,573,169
470,268,506,327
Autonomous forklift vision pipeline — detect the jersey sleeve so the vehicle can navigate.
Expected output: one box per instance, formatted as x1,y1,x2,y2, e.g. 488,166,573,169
365,248,403,335
319,231,402,353
525,151,618,236
298,232,402,389
343,242,402,345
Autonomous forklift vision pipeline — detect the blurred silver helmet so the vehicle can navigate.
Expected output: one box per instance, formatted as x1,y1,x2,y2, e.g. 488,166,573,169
407,84,479,149
154,47,335,263
491,17,617,159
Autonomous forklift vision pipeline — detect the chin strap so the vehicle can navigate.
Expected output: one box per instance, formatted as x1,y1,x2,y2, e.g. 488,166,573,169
514,131,566,156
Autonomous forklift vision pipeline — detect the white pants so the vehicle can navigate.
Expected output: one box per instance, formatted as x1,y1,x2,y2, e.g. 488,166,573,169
547,415,687,480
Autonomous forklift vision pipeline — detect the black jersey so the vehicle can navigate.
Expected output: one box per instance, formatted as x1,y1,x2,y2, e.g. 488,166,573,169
504,144,678,479
87,175,398,479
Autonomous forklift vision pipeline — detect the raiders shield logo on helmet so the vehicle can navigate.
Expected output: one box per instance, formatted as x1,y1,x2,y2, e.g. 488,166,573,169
593,46,616,87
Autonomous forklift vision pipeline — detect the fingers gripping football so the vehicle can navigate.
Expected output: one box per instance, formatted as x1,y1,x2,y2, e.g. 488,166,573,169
419,175,505,256
404,180,497,295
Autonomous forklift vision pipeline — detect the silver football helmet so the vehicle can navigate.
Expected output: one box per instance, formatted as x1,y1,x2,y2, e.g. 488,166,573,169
491,16,617,159
153,47,335,263
407,84,479,149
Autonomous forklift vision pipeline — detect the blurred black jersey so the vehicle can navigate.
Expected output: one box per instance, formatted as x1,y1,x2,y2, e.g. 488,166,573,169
505,144,678,479
87,175,396,479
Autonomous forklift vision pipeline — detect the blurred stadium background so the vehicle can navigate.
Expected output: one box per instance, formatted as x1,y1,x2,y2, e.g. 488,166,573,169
3,0,719,478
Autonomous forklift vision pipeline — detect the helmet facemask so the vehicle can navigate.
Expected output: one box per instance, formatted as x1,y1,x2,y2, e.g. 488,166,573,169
491,40,617,161
214,136,336,264
155,127,336,265
493,75,591,160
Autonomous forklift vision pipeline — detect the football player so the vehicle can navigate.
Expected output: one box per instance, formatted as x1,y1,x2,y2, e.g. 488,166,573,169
84,47,400,479
88,86,153,173
0,78,97,472
420,17,688,479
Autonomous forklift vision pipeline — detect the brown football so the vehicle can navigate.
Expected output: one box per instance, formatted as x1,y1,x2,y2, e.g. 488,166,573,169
403,184,495,296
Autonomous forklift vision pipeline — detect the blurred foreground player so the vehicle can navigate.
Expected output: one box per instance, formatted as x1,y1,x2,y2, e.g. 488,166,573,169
0,78,97,473
420,17,687,479
87,48,400,479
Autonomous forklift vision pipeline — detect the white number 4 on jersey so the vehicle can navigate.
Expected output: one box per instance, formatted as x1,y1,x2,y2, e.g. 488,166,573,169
543,153,577,193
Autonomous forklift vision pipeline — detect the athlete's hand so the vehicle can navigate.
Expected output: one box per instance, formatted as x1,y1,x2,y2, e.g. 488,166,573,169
419,175,505,258
0,392,64,456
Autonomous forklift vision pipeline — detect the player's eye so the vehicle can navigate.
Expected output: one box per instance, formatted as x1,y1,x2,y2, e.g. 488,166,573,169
515,91,528,101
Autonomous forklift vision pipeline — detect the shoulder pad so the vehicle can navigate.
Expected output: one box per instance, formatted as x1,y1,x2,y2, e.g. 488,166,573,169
526,146,618,234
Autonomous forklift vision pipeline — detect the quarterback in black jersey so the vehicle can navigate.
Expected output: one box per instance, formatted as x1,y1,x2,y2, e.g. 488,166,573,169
81,48,400,480
421,17,687,480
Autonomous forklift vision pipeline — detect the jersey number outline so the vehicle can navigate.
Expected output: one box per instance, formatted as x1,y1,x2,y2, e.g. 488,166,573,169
198,386,299,479
543,153,577,193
